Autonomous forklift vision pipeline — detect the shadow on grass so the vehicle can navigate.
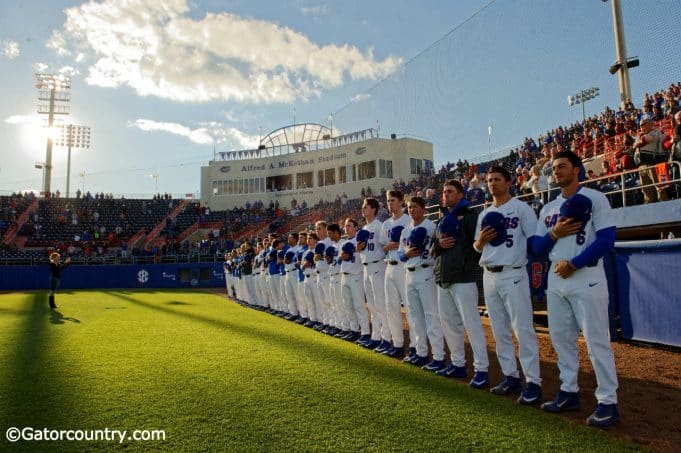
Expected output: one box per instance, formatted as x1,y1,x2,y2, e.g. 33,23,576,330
165,301,194,306
0,292,78,432
49,309,81,325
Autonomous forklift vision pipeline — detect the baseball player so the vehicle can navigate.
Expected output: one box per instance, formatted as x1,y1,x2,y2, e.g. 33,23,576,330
303,233,321,328
357,198,389,350
473,166,542,405
266,239,284,314
339,218,369,343
252,241,264,308
315,221,334,333
533,150,620,427
327,223,347,337
398,196,446,371
379,190,413,358
241,244,256,306
432,179,490,388
283,245,300,321
295,232,309,324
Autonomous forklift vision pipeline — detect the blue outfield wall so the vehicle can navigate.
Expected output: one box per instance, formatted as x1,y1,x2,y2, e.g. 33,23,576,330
0,263,226,290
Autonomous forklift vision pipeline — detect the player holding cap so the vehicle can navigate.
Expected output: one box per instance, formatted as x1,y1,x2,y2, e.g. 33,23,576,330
473,166,542,405
398,196,445,371
432,179,490,388
533,150,620,427
379,190,413,358
357,198,389,350
339,218,369,343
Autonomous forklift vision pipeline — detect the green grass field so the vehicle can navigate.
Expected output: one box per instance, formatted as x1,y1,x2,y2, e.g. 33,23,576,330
0,290,639,452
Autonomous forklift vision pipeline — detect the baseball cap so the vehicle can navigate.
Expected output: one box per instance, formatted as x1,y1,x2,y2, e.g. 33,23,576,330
389,225,405,243
438,214,461,239
324,246,336,258
356,229,371,244
559,193,592,229
284,250,296,262
314,243,326,255
408,226,429,249
480,211,508,247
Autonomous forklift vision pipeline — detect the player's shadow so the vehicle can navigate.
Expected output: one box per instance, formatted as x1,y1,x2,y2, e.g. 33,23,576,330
166,301,193,306
49,309,81,325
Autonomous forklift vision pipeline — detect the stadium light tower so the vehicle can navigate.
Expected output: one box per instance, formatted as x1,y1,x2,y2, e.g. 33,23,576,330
606,0,634,108
567,87,600,123
36,73,71,197
55,124,91,198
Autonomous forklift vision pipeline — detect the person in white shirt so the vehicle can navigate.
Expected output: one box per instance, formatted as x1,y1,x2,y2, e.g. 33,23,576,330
473,166,542,405
339,218,369,343
357,198,388,350
326,223,347,337
398,196,445,372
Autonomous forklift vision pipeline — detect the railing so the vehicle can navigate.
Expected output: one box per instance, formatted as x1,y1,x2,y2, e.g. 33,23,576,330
427,160,681,218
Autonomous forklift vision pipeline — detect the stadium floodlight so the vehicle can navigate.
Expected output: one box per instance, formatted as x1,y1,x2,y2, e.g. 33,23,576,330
55,124,91,198
568,87,600,123
36,73,71,197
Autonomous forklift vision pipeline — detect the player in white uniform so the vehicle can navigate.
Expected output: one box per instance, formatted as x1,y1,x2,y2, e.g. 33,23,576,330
326,224,347,337
398,196,445,371
379,190,413,358
339,218,369,343
315,221,333,332
283,233,301,320
357,198,388,350
252,242,264,308
294,232,309,324
534,150,620,427
473,166,542,405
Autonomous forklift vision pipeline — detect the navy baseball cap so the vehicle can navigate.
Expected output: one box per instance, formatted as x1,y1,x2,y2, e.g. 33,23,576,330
304,251,315,264
342,241,356,255
284,250,296,261
438,214,461,239
277,249,286,259
325,245,336,258
480,211,508,247
356,229,371,244
268,250,277,260
560,193,592,229
314,243,326,255
408,226,429,249
389,225,405,243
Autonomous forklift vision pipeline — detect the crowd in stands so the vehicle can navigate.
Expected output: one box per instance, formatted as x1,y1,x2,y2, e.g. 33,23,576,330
1,83,680,263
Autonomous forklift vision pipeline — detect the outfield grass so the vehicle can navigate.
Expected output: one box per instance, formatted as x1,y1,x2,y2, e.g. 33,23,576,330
0,290,639,452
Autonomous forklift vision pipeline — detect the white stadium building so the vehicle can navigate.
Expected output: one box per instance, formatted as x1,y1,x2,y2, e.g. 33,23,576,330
201,124,433,210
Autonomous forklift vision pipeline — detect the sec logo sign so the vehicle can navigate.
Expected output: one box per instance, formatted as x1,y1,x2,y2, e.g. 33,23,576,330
137,269,150,284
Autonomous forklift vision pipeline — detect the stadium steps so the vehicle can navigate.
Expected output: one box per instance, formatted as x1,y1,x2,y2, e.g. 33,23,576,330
143,200,187,248
2,198,38,246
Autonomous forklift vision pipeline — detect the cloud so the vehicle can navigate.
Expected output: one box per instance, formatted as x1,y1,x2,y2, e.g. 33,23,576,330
129,118,260,148
300,5,328,16
34,62,48,72
54,0,401,104
2,40,20,59
46,31,71,56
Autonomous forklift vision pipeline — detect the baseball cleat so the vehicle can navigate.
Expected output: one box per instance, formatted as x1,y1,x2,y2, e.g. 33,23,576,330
436,364,467,379
295,317,307,324
383,345,405,359
490,376,523,395
469,371,489,389
402,348,417,363
541,391,581,412
586,403,620,428
374,340,390,353
422,359,446,372
517,382,542,405
355,334,371,345
362,339,381,350
345,331,361,342
334,330,348,338
409,355,429,367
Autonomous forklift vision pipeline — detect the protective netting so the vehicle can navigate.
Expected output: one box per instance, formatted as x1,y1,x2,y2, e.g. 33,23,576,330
331,0,681,166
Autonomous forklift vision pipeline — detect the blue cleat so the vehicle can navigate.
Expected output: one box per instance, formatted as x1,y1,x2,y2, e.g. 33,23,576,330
422,359,446,372
436,364,467,379
517,382,542,405
383,345,405,359
402,348,417,363
490,376,523,395
541,391,581,412
469,371,489,389
355,334,371,345
409,355,429,367
586,403,620,428
374,340,390,353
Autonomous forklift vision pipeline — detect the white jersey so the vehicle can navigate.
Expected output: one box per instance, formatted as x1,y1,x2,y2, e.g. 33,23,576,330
398,218,436,267
339,236,363,275
381,214,411,262
284,244,300,272
328,240,341,276
359,219,386,263
315,237,332,274
475,197,537,267
536,187,615,264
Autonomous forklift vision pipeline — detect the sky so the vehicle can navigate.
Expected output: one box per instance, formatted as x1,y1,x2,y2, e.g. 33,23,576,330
0,0,678,198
